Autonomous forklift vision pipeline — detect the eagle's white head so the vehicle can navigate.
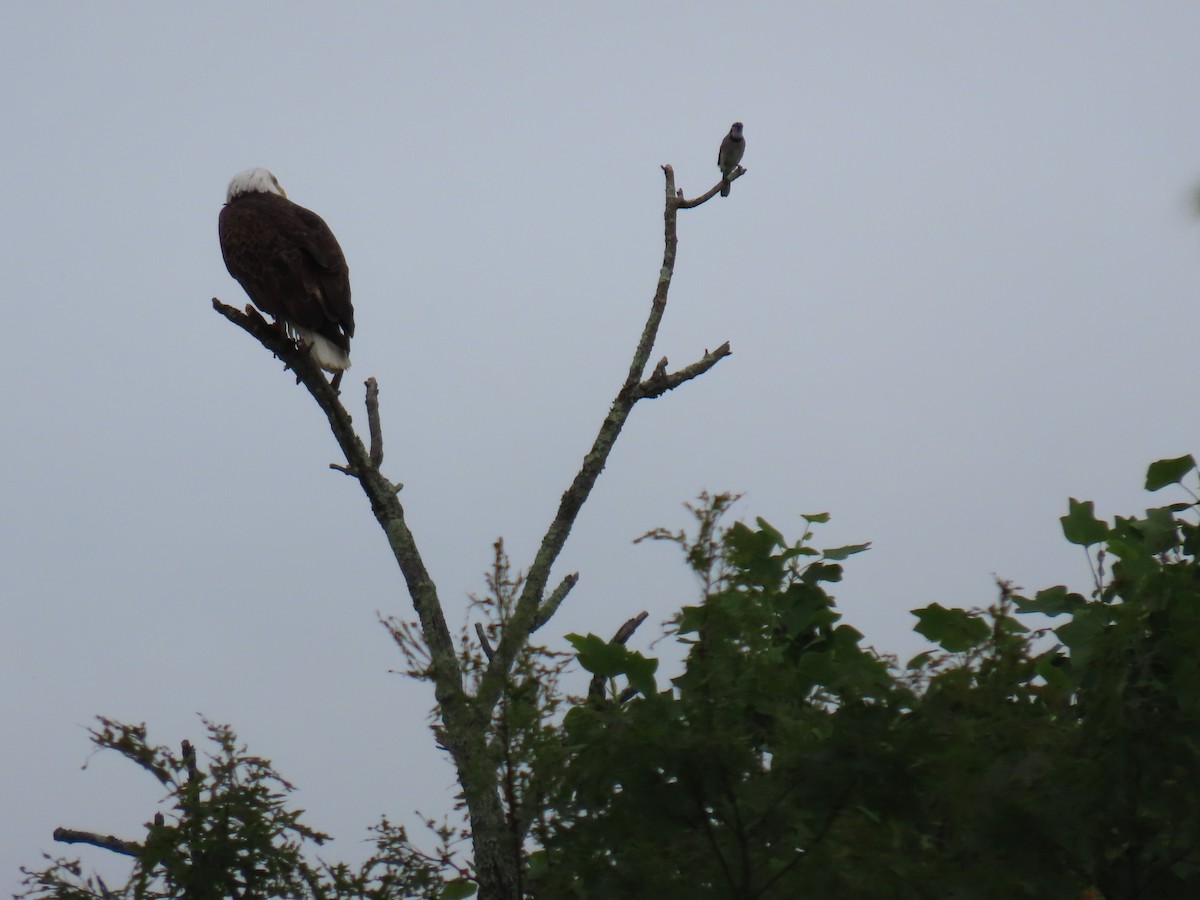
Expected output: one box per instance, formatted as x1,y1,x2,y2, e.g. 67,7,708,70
226,167,286,202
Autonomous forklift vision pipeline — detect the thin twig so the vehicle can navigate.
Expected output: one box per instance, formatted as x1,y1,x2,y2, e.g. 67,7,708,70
366,377,384,467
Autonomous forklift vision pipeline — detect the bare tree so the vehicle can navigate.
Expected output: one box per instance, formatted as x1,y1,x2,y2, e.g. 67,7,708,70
206,163,740,900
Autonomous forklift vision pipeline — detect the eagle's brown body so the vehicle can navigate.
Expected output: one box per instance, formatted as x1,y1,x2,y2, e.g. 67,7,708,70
219,173,354,372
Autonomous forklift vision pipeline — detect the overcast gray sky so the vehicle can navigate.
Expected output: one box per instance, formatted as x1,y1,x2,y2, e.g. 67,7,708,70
4,2,1200,891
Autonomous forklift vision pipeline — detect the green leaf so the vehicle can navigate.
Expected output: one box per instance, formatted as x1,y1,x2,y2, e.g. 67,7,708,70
1033,650,1072,690
994,613,1029,635
1060,498,1108,546
822,542,871,561
1013,585,1085,617
526,850,548,878
440,879,478,899
778,584,838,638
801,512,831,524
801,562,843,584
906,650,934,670
622,651,658,698
1183,521,1200,557
1053,605,1111,667
912,603,991,653
566,633,628,678
1105,507,1180,563
1135,506,1179,555
566,633,657,695
1145,454,1196,491
676,604,704,636
755,516,786,549
725,521,789,588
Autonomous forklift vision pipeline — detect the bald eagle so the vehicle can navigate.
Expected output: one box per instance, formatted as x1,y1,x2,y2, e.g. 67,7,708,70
219,167,354,375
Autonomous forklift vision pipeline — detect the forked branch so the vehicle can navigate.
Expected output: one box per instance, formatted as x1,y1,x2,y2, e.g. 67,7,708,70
213,162,732,707
475,163,731,710
212,162,734,900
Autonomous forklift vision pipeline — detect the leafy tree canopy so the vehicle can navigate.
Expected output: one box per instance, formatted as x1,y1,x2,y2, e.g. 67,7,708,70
23,456,1200,900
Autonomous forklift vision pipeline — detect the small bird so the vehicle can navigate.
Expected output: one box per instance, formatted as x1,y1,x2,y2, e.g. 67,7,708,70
718,122,745,197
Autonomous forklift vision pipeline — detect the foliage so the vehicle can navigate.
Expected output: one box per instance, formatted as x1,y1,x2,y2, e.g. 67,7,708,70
21,541,576,900
23,457,1200,899
19,718,329,900
1014,452,1200,899
17,721,464,900
534,459,1200,899
534,495,913,898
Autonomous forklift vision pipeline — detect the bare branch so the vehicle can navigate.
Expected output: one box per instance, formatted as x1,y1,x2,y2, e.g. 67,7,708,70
52,827,140,858
677,166,747,209
366,377,384,468
635,342,733,400
531,573,579,633
621,165,683,390
211,299,462,713
612,610,649,645
476,164,730,713
475,622,495,661
212,300,353,441
213,295,535,888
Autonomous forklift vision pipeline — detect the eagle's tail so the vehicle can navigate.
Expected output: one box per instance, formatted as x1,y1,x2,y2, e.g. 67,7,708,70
297,328,351,373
